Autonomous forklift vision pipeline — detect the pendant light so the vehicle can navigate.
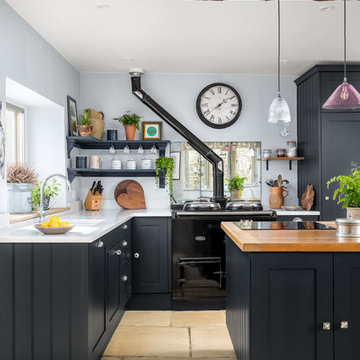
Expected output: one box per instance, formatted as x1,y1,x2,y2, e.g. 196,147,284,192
322,0,360,110
268,0,291,125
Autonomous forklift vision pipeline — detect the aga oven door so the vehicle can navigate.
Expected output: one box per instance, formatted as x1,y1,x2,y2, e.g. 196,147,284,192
172,218,226,302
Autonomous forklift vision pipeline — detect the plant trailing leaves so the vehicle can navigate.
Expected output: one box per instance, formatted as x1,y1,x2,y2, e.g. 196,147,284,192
327,162,360,208
155,156,174,195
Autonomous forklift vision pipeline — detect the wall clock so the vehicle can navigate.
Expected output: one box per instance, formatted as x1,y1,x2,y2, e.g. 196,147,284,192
196,83,242,129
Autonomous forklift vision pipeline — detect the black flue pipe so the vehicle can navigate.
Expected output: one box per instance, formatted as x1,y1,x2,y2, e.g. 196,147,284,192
130,73,225,204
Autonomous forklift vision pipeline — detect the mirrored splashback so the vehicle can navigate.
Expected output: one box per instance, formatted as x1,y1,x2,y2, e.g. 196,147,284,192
170,141,261,202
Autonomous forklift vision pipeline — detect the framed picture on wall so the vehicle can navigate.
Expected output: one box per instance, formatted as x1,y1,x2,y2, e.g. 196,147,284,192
171,151,181,180
142,121,162,140
67,95,78,136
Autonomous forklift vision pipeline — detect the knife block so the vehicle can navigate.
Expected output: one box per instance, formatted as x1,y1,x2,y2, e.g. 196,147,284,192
84,190,103,211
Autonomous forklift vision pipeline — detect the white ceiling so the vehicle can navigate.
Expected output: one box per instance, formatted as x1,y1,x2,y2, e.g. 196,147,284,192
5,0,360,75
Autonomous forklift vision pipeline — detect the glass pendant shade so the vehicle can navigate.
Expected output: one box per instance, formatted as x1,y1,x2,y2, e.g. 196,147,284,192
322,81,360,109
268,95,291,124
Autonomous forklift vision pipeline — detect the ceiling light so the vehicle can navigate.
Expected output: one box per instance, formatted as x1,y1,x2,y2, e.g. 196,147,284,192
322,0,360,110
319,5,335,12
268,0,291,129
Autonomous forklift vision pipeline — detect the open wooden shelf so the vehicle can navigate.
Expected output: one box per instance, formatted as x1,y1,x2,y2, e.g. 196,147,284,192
258,157,305,171
66,136,169,158
67,168,165,187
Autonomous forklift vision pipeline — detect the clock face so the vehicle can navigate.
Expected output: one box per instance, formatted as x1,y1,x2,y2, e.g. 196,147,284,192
196,83,242,129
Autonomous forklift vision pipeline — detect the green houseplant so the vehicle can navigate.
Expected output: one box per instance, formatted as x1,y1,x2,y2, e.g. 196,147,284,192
327,163,360,219
155,156,174,195
77,110,93,136
7,163,38,214
31,179,61,211
113,112,141,140
226,176,247,200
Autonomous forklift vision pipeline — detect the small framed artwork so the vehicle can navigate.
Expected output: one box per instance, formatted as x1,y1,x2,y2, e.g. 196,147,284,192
142,121,162,140
67,95,78,136
171,151,181,180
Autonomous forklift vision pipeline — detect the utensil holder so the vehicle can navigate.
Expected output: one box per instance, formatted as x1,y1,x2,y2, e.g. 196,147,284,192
84,190,103,211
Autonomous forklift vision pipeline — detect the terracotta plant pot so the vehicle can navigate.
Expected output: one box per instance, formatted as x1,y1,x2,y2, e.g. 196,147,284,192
77,125,93,137
347,207,360,220
269,186,288,209
231,189,243,200
125,124,136,141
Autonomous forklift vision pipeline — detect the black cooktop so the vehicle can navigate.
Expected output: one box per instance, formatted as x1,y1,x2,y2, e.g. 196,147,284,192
233,221,336,230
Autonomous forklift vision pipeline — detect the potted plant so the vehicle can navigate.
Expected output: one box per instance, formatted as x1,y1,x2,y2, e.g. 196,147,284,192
155,156,174,195
77,110,93,137
113,112,141,141
327,163,360,219
226,176,247,200
7,163,38,214
31,179,61,211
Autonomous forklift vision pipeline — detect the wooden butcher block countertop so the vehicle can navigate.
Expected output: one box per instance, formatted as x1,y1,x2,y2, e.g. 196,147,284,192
221,221,360,252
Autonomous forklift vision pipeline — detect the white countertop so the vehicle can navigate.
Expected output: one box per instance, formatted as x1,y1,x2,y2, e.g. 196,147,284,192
273,209,320,216
0,208,171,244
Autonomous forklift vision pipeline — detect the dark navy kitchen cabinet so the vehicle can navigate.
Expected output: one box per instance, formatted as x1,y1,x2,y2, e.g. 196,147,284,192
0,220,132,360
226,237,360,360
132,217,171,294
295,65,360,221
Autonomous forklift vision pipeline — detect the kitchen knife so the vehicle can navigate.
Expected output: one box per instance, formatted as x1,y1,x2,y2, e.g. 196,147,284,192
90,181,96,193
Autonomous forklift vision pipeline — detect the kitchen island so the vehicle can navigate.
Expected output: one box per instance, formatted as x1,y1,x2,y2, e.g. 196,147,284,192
221,221,360,360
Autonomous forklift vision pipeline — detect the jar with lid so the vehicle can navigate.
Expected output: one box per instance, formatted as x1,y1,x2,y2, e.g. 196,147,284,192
286,141,297,157
276,148,287,157
263,149,272,158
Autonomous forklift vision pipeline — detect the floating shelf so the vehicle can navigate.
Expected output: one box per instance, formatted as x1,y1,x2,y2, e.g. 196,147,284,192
66,136,169,158
258,157,305,171
67,168,165,188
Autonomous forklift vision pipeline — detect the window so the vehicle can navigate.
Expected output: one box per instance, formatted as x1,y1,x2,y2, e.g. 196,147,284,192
171,141,261,202
5,103,25,163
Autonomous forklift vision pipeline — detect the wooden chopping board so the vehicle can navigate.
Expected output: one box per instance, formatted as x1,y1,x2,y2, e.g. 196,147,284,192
114,180,146,209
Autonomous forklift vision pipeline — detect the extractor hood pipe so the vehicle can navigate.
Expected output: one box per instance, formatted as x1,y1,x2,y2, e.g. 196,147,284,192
130,71,225,203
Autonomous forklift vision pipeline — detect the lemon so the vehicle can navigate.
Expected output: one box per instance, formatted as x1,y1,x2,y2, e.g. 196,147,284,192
60,221,69,228
50,215,60,224
50,222,60,228
41,221,50,228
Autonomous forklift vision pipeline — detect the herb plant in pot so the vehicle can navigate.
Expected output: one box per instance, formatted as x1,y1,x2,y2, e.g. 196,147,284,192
155,156,174,195
77,110,93,137
7,163,38,214
113,112,141,141
327,164,360,219
31,179,61,211
226,176,247,200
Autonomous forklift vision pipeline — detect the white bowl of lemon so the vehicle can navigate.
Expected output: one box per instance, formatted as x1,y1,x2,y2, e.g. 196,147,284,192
34,215,74,235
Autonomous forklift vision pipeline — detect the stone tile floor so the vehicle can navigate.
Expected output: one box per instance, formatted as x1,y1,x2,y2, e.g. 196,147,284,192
102,310,236,359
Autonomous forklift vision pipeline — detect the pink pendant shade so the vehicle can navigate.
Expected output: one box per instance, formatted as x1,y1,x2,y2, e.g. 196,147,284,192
322,81,360,110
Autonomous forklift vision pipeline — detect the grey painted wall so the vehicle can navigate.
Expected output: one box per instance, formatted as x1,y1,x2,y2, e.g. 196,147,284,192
80,72,298,207
0,0,80,213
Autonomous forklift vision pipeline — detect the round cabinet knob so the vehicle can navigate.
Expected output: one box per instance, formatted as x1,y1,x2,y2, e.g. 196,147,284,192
122,241,128,247
115,250,122,256
94,240,104,248
134,253,140,259
323,322,331,331
121,275,128,282
341,321,349,329
325,196,330,201
122,224,128,230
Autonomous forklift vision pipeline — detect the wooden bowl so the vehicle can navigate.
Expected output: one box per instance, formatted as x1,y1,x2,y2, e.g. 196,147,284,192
34,224,75,235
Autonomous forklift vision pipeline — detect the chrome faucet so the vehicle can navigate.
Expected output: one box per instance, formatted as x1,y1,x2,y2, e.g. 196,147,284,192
39,174,71,222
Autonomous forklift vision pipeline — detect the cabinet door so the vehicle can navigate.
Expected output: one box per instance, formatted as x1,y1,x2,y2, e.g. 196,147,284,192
88,239,106,352
252,253,334,360
334,254,360,360
132,217,170,293
321,112,360,220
